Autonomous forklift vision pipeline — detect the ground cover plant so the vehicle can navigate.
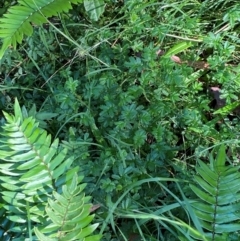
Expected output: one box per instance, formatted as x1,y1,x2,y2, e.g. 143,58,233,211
0,0,240,240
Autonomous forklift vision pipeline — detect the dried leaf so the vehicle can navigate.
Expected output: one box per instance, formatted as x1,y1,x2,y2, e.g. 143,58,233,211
90,204,101,213
170,55,182,63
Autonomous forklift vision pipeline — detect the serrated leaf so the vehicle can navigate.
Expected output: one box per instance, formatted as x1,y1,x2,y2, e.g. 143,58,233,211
54,166,80,188
0,89,100,240
65,202,85,220
0,39,11,59
13,150,37,163
60,223,76,232
40,223,59,233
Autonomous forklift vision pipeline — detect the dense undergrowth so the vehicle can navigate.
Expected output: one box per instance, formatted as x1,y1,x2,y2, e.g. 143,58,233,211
0,0,240,240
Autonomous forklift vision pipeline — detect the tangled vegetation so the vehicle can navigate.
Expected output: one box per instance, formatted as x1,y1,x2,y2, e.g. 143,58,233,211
0,0,240,240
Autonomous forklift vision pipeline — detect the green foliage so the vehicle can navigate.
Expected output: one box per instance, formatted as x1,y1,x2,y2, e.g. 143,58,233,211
0,98,101,240
190,145,240,240
164,42,194,58
0,0,79,57
84,0,105,21
1,0,240,240
34,174,102,241
0,0,106,58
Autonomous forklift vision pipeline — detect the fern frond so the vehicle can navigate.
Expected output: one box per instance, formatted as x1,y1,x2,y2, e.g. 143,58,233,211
34,173,102,241
190,145,240,241
0,98,81,237
0,0,83,58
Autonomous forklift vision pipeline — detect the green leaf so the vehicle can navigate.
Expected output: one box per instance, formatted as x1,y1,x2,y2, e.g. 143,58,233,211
34,227,57,241
20,166,48,180
22,175,52,190
0,98,100,239
14,98,23,122
190,184,215,204
49,149,68,171
213,101,240,115
52,157,74,179
67,204,91,223
59,228,82,241
68,173,78,194
75,215,94,229
46,207,62,226
191,144,240,238
48,199,66,216
164,42,193,58
76,223,99,239
215,144,226,170
84,234,102,241
0,0,84,58
7,215,26,223
194,176,216,195
35,112,58,120
53,192,69,206
84,0,105,21
133,129,146,147
17,156,41,170
213,223,240,233
196,161,218,186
